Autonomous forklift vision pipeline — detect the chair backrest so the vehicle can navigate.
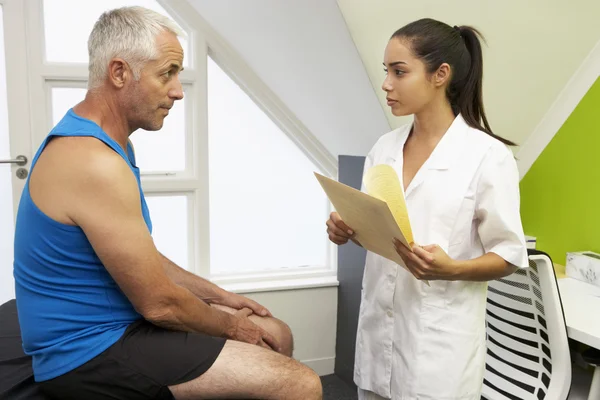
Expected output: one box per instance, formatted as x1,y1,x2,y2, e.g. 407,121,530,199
481,250,571,400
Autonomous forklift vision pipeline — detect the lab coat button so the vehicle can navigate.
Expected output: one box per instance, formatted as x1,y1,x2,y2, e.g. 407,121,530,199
387,310,393,318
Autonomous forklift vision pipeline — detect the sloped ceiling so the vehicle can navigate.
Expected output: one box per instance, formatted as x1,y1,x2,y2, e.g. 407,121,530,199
336,0,600,147
187,0,391,159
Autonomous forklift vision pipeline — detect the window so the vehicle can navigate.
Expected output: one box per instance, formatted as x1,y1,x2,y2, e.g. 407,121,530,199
145,194,190,270
27,0,336,282
43,0,189,67
207,57,329,275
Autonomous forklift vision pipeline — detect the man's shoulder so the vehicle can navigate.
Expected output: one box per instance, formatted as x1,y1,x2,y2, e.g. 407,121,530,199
35,136,136,200
76,140,135,191
48,136,126,171
50,108,101,135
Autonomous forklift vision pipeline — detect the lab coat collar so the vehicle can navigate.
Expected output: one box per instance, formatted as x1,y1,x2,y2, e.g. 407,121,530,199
424,113,469,170
391,114,469,197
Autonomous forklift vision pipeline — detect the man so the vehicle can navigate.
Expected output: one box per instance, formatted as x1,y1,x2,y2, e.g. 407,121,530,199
13,6,322,400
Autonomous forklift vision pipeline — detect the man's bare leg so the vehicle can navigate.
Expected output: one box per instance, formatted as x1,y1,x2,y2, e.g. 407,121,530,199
210,303,294,357
168,340,322,399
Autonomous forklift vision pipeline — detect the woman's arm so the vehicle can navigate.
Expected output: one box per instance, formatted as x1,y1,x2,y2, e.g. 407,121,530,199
453,252,517,281
394,241,517,282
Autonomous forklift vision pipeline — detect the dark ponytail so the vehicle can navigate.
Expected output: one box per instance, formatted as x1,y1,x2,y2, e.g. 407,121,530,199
392,19,515,146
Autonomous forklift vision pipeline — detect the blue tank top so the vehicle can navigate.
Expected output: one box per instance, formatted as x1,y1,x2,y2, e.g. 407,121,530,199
13,109,152,382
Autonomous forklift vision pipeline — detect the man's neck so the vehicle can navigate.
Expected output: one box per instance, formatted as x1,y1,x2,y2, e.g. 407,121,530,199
72,89,132,152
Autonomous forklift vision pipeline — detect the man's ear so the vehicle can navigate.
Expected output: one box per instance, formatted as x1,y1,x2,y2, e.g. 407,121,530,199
108,58,130,88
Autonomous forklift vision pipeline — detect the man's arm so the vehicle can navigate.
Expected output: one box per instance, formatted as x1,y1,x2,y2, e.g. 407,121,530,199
160,254,272,317
160,254,226,304
66,146,278,350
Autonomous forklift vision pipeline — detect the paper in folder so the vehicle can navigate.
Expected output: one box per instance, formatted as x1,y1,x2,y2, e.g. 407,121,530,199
315,165,421,278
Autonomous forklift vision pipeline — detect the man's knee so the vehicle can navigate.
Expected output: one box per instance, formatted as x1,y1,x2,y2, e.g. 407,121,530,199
274,318,294,357
249,315,294,357
298,365,323,399
208,304,293,356
276,358,322,399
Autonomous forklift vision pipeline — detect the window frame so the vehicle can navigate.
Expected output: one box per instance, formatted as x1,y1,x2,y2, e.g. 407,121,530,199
23,0,338,285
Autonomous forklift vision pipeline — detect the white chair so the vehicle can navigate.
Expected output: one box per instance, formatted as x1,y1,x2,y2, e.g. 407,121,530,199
582,348,600,400
481,250,571,400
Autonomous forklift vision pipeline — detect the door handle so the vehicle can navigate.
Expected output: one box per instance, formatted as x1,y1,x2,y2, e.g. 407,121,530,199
0,155,28,166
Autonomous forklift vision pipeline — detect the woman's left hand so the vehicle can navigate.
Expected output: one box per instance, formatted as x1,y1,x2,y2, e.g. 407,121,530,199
394,239,460,281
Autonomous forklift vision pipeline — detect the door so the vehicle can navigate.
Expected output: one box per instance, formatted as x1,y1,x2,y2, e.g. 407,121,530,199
0,0,33,304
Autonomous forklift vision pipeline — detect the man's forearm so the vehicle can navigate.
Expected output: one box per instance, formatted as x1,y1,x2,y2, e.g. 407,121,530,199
145,282,237,338
160,253,227,303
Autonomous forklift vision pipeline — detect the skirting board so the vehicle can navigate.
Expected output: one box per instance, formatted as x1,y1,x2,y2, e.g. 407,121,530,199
302,356,336,376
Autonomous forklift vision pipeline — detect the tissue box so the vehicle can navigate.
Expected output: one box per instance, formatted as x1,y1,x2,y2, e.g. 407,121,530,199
566,251,600,287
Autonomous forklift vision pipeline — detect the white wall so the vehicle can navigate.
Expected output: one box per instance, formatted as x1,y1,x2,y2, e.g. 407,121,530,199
0,5,15,305
0,175,14,305
244,287,338,375
337,0,600,147
188,0,390,158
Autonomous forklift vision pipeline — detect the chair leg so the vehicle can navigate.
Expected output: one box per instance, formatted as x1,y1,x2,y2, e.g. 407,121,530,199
588,366,600,400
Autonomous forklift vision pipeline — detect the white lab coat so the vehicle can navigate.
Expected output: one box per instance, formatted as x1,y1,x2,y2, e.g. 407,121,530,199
354,115,528,400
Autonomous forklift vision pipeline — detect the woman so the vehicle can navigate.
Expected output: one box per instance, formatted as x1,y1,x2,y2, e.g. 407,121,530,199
326,18,527,400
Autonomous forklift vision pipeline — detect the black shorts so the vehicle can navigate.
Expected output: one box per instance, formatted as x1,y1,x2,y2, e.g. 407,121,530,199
39,319,226,400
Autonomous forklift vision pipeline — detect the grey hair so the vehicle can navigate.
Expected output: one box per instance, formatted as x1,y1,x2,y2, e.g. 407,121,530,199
87,6,184,89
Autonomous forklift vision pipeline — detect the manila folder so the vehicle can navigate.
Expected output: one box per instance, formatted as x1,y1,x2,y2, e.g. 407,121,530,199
314,172,411,269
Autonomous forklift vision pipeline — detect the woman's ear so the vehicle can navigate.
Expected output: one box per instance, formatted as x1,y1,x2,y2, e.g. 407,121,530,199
433,63,451,88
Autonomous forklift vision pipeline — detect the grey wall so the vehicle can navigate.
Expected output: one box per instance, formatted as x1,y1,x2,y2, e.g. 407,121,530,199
334,155,367,388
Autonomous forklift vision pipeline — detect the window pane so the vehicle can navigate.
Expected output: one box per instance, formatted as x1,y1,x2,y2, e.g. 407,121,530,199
51,87,87,126
43,0,189,67
146,195,189,270
0,5,16,303
130,93,186,173
207,57,329,275
51,86,186,172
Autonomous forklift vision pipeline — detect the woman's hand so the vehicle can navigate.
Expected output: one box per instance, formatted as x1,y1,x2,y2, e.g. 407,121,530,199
326,212,356,245
394,239,459,281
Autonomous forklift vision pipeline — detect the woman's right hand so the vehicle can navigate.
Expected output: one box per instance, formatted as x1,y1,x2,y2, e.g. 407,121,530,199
326,212,355,245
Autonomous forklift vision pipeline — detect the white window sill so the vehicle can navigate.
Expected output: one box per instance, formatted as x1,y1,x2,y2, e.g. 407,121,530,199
218,275,339,294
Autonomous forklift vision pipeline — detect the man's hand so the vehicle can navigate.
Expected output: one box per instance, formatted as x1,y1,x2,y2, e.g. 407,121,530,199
227,308,281,352
394,239,459,281
216,292,272,317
